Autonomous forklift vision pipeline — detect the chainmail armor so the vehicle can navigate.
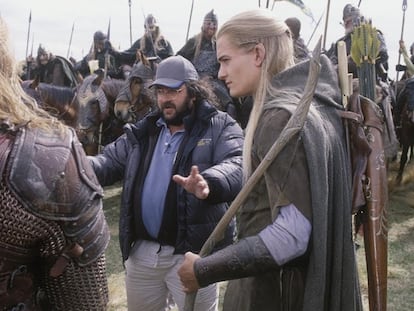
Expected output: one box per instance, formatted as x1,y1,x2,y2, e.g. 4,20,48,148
0,127,109,310
0,180,108,311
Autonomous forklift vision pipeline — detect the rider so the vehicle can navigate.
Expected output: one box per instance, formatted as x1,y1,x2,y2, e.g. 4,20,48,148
114,14,174,67
326,4,389,83
398,40,414,79
326,4,398,160
176,10,237,122
397,40,414,121
75,30,122,79
22,44,79,87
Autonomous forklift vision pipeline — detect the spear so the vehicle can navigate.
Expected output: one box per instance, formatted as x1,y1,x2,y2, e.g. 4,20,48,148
99,18,111,154
25,10,32,79
67,22,75,59
395,0,407,86
128,0,133,45
185,0,195,42
306,11,325,48
322,0,331,51
183,37,323,311
30,33,35,59
25,10,32,59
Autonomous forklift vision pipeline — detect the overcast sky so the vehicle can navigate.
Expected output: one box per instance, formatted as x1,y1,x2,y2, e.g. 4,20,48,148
1,0,413,80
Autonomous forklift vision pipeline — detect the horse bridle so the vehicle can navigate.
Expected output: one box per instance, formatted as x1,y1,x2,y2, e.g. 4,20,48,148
36,84,77,121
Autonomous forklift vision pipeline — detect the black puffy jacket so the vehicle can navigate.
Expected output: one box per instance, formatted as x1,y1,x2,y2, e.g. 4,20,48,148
90,99,244,261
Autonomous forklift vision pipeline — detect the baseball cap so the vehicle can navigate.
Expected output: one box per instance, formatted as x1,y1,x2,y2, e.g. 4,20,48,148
150,55,199,89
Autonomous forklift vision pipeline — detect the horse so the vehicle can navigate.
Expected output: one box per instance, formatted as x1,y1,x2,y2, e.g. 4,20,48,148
99,77,127,145
21,74,127,155
21,76,79,128
114,53,158,123
393,77,414,184
113,53,252,128
75,71,133,155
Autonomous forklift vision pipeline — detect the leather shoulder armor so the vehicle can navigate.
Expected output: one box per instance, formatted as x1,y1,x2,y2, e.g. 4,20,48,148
6,126,109,265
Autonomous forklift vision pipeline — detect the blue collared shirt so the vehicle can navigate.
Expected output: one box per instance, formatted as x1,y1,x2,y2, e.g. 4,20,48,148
141,118,185,238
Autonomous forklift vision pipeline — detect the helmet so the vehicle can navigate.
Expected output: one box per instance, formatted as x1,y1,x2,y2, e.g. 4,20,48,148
204,9,218,24
144,14,157,29
37,44,48,56
342,4,360,23
93,31,107,42
285,17,301,39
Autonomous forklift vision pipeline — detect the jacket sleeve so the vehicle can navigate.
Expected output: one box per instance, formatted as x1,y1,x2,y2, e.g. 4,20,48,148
202,112,244,204
88,134,130,186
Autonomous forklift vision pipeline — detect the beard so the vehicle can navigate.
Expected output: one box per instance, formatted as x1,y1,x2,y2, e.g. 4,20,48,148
161,97,192,126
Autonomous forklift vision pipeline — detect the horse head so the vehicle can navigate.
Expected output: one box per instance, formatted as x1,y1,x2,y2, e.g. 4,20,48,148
21,76,78,127
75,72,113,155
114,60,157,123
21,76,42,104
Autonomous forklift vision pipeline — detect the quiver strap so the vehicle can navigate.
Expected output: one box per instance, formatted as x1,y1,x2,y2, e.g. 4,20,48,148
341,94,371,214
340,93,385,214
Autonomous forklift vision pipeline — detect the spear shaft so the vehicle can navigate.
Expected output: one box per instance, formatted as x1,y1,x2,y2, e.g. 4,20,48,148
25,10,32,58
25,10,32,80
322,0,331,51
67,22,75,59
185,0,194,42
307,11,325,48
129,0,133,45
395,0,407,85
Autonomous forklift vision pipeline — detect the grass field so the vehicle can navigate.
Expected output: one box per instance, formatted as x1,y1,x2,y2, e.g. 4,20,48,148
103,160,414,310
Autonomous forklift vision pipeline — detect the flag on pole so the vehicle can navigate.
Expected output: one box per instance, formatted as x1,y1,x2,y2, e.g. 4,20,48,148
274,0,315,23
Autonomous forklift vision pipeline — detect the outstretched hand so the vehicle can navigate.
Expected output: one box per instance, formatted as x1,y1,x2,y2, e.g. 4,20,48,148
172,165,209,199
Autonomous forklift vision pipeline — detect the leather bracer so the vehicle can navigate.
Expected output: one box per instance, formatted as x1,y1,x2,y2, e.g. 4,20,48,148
194,236,279,288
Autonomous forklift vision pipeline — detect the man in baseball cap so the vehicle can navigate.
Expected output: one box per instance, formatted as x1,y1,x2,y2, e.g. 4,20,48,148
90,54,244,310
150,55,199,89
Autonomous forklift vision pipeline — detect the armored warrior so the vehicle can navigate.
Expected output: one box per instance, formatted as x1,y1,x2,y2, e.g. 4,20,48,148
75,30,122,79
115,14,174,67
0,17,109,310
326,4,389,82
176,10,236,118
22,44,79,88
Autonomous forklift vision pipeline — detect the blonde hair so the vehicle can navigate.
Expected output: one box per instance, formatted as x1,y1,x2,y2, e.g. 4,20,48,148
0,17,64,132
217,9,295,178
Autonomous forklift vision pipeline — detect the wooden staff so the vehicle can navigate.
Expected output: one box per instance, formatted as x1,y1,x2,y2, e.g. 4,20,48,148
183,37,323,311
